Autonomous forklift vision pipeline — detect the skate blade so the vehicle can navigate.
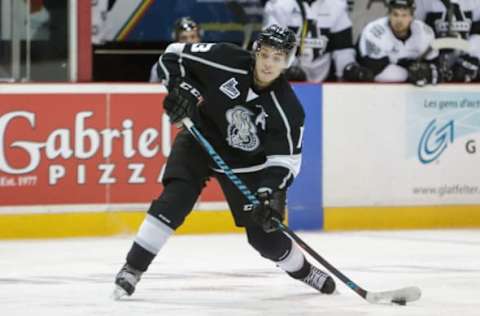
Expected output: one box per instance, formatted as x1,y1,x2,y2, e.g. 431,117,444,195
112,285,128,300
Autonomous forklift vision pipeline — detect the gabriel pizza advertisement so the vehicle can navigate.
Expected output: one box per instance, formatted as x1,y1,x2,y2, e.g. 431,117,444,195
0,85,224,209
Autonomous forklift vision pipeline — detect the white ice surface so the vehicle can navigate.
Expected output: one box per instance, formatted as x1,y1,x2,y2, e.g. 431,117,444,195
1,229,479,316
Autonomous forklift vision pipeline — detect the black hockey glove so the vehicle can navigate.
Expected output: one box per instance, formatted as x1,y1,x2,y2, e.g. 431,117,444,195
163,79,203,124
342,63,374,82
450,56,479,82
250,188,286,233
407,62,440,86
284,65,307,81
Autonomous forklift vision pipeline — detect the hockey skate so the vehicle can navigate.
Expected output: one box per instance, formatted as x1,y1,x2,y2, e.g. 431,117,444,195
112,263,143,300
301,265,336,294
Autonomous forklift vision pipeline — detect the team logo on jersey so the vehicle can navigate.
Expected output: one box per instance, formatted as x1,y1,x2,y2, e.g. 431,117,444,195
225,106,259,152
220,78,240,99
365,39,381,57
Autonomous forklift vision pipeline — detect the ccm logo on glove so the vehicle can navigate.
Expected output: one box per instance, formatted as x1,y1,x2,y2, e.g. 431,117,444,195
179,81,203,100
163,79,203,123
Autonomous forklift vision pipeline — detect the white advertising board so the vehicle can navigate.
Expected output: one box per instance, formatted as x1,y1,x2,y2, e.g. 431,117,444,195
323,84,480,207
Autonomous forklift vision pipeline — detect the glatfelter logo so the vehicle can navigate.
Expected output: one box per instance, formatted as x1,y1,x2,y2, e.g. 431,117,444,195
418,119,455,164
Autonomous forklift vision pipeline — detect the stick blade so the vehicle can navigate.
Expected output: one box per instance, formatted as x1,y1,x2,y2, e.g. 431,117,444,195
365,286,421,304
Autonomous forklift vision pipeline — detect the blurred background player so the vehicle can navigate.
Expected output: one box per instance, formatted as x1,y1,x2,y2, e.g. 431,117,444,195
262,0,373,82
92,0,117,45
114,25,336,300
415,0,480,82
357,0,441,86
149,17,203,82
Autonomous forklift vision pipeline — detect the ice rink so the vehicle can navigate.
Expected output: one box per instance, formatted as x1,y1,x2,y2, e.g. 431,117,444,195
1,229,479,316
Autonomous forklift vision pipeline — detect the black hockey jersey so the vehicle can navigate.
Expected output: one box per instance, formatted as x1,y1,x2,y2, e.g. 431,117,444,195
156,42,305,191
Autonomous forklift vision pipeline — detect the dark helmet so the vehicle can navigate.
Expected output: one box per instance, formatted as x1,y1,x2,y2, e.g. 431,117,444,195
388,0,415,11
172,17,202,41
253,24,297,67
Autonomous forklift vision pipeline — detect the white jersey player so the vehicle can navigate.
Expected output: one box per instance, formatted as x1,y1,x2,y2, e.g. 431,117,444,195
91,0,117,45
263,0,373,82
415,0,480,81
358,0,440,85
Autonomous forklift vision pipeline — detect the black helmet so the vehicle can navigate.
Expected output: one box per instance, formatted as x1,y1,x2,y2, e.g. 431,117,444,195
253,24,297,67
388,0,415,10
172,17,201,41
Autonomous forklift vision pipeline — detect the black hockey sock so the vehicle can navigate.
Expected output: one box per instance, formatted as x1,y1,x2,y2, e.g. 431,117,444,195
287,259,312,279
126,241,156,272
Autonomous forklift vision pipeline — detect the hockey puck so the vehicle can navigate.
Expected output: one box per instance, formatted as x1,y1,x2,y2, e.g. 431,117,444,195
391,299,407,306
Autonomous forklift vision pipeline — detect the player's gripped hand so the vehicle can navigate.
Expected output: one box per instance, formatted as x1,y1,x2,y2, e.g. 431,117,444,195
163,79,203,123
251,188,286,233
407,62,439,86
451,56,479,83
342,63,374,82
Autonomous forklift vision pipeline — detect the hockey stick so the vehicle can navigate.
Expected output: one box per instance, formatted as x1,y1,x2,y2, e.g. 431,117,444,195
295,0,308,55
181,117,421,305
271,218,421,304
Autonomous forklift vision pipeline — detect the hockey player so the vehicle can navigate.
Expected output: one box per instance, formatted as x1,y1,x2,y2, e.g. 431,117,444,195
149,17,202,82
171,16,203,45
357,0,441,85
113,25,336,299
415,0,480,82
263,0,373,82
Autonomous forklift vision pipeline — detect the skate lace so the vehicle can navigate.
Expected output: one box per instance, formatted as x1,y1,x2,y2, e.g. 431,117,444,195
303,266,328,290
